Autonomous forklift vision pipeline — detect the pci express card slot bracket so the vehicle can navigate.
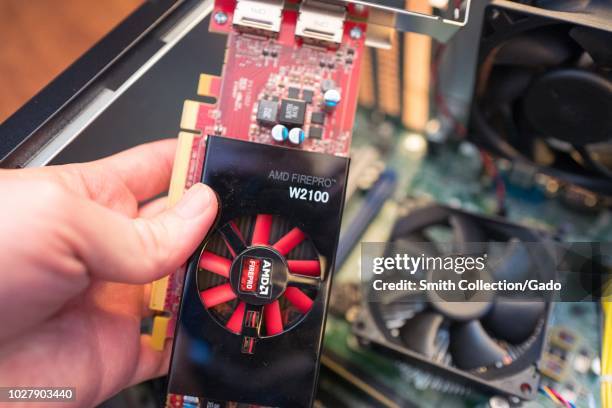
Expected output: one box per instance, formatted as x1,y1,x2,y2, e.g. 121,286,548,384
341,0,472,43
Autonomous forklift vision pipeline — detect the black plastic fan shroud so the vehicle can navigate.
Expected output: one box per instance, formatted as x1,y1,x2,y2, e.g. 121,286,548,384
368,205,552,373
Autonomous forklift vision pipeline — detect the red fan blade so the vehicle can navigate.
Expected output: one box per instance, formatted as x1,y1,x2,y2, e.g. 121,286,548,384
285,287,313,314
200,283,236,308
252,214,273,246
199,251,231,278
273,227,306,256
264,300,284,336
288,260,321,276
226,301,247,334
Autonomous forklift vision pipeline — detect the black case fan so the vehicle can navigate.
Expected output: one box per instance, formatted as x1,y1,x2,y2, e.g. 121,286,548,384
471,1,612,195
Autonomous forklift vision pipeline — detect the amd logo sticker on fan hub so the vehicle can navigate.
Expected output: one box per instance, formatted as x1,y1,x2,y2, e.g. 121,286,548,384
240,257,268,295
231,246,289,305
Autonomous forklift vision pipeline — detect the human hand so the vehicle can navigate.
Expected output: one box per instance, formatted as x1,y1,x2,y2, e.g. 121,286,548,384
0,139,217,407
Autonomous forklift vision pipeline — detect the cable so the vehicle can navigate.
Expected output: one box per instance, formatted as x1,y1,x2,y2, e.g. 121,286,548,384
539,386,576,408
430,43,507,214
547,386,573,408
480,149,507,214
601,274,612,407
431,43,467,138
540,386,561,405
602,286,612,408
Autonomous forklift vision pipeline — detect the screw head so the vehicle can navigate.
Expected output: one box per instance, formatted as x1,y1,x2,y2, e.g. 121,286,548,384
350,26,363,40
214,11,228,25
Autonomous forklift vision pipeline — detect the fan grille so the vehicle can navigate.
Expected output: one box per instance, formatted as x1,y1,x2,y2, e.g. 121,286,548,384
198,214,320,337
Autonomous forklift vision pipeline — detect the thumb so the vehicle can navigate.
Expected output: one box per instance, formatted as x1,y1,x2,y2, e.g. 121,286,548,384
75,183,218,284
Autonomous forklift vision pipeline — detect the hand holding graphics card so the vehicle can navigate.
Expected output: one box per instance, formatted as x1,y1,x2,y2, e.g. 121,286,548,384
0,140,217,407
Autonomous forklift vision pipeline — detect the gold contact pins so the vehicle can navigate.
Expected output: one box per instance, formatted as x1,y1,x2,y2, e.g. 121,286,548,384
180,100,201,131
150,131,196,350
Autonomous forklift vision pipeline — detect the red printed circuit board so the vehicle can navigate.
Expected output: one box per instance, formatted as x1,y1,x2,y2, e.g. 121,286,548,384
202,1,365,155
150,0,366,354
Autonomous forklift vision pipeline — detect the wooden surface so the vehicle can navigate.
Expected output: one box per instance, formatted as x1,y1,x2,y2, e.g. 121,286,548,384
0,0,142,123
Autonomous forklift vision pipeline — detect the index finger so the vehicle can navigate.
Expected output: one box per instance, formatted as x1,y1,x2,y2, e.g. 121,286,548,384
89,138,177,202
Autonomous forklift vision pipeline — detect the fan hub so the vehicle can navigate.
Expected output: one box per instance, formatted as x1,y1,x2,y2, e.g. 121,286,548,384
425,266,495,321
524,69,612,146
229,246,289,306
430,300,492,322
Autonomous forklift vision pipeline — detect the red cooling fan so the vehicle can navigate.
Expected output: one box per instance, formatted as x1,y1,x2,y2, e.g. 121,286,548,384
197,214,322,341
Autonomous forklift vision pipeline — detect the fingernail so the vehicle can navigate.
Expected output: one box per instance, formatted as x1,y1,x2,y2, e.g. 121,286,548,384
175,183,212,218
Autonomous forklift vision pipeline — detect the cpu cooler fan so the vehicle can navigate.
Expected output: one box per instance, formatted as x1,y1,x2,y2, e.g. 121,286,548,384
353,205,555,399
198,214,321,341
471,0,612,195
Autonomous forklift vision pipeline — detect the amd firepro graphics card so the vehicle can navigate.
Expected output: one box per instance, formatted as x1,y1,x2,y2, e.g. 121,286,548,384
153,0,367,406
168,136,349,406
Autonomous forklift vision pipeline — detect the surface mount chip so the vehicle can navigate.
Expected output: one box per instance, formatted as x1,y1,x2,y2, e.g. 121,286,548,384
257,100,279,126
288,87,301,99
280,99,306,127
309,126,324,139
311,111,326,125
303,89,314,103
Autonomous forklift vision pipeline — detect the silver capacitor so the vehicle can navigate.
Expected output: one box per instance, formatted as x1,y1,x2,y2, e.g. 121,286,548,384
323,89,341,111
288,128,305,145
271,124,288,142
